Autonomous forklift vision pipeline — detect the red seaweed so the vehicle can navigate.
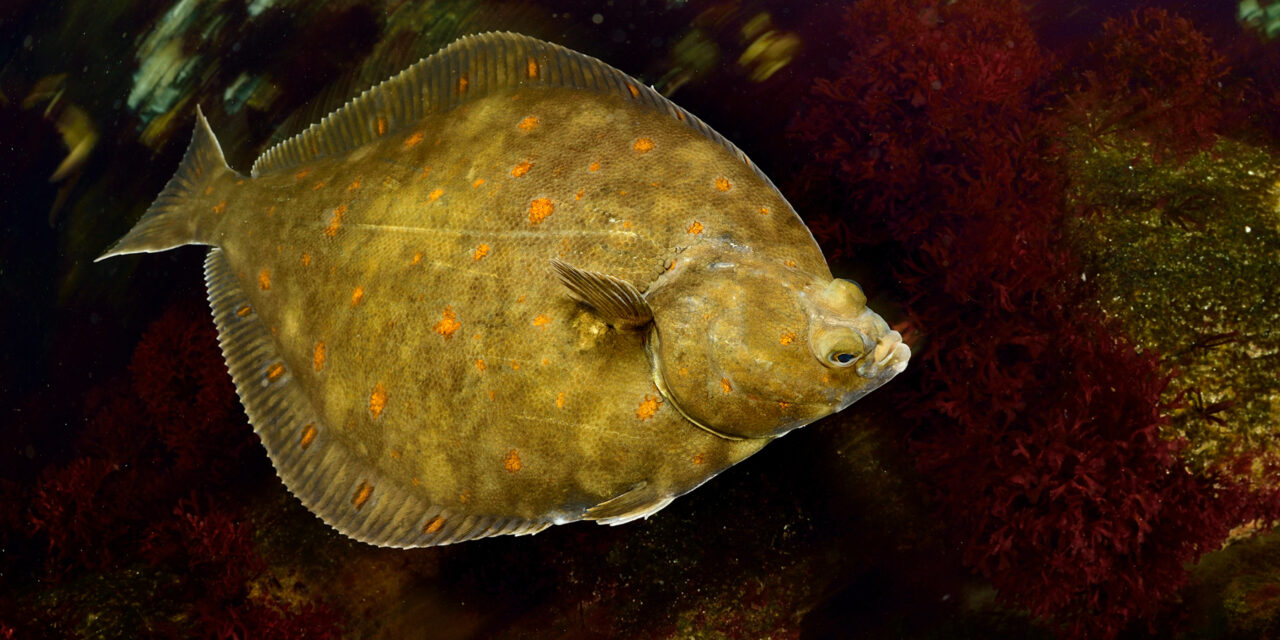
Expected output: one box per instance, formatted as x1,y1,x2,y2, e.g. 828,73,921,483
7,298,343,637
789,1,1279,637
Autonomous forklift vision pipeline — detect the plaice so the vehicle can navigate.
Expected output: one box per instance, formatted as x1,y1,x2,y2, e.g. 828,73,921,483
97,32,909,548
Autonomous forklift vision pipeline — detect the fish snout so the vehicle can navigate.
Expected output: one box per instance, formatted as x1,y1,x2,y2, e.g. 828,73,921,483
856,330,910,378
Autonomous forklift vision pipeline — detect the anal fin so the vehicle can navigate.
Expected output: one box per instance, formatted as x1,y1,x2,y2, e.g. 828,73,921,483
204,248,551,547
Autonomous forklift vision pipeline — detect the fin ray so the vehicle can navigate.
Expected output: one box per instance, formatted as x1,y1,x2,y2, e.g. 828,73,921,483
203,248,550,547
584,482,675,525
97,106,232,261
551,259,653,329
249,32,778,195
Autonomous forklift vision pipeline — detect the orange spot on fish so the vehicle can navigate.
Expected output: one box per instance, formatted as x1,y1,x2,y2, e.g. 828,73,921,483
517,115,539,131
412,252,423,265
295,168,310,180
472,177,485,188
348,177,362,191
678,367,689,377
258,269,271,290
759,206,770,215
623,220,633,229
687,221,704,234
473,244,489,261
509,360,521,370
423,515,445,534
692,453,705,465
555,392,565,409
676,111,686,121
428,188,444,202
511,160,533,177
404,131,424,148
541,357,549,366
353,481,373,509
504,449,522,473
533,314,551,328
266,362,285,382
785,259,797,268
636,394,662,420
369,383,388,419
489,390,496,401
720,378,733,394
456,74,469,95
391,449,402,459
433,306,460,339
778,401,791,410
626,83,640,99
633,138,655,153
475,358,486,371
313,180,325,191
780,331,796,345
459,491,471,504
300,423,318,449
325,204,346,237
236,305,252,317
376,117,387,136
528,198,554,224
212,200,227,214
351,286,364,307
516,295,526,303
575,189,584,201
588,161,600,172
526,57,540,79
714,177,732,191
314,341,326,371
420,166,432,178
267,205,276,216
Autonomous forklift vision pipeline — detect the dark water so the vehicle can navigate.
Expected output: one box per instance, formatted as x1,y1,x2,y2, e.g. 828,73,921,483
2,1,1279,638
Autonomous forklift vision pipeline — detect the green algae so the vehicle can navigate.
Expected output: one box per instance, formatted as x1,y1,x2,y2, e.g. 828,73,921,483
1180,528,1280,637
1065,135,1280,474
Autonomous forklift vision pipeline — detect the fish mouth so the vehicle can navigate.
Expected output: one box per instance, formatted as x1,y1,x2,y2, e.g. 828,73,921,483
855,331,910,379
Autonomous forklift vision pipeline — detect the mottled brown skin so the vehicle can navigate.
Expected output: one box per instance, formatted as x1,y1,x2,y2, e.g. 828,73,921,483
100,32,913,546
192,86,844,522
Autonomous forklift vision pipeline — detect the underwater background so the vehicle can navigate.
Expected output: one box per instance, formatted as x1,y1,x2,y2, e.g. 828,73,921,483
2,0,1279,637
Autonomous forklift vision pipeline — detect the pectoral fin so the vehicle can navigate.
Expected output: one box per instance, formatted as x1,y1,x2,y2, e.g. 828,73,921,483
550,259,653,329
583,482,675,525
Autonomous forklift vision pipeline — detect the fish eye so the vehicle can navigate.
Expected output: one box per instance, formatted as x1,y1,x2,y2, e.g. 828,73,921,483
841,279,864,296
829,352,857,366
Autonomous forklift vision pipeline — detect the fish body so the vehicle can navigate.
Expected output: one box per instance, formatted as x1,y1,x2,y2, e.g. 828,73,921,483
99,33,909,547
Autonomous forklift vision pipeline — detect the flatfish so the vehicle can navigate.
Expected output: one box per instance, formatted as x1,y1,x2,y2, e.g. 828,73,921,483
98,32,910,547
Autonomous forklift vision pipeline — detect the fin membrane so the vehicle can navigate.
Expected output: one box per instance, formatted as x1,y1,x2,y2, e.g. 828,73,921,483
97,105,232,261
551,259,653,329
249,31,777,196
203,248,550,547
584,482,675,525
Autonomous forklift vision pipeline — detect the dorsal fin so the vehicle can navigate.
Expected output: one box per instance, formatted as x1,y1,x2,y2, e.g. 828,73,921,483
250,31,777,193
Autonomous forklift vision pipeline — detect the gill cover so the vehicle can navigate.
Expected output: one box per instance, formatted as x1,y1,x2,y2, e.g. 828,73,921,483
645,248,836,440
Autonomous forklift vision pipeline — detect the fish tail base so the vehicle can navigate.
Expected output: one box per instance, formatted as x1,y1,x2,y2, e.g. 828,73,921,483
95,105,233,261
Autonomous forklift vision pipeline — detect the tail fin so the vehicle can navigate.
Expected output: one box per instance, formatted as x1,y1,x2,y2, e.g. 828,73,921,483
96,105,235,262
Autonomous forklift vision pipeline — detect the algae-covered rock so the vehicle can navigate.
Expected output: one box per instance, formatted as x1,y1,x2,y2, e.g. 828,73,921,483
1066,137,1280,475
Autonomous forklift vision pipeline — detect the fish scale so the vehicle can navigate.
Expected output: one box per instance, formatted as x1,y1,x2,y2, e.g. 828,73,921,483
98,32,910,547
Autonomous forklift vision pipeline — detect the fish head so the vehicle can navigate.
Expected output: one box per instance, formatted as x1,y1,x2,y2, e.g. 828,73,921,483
647,244,909,440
